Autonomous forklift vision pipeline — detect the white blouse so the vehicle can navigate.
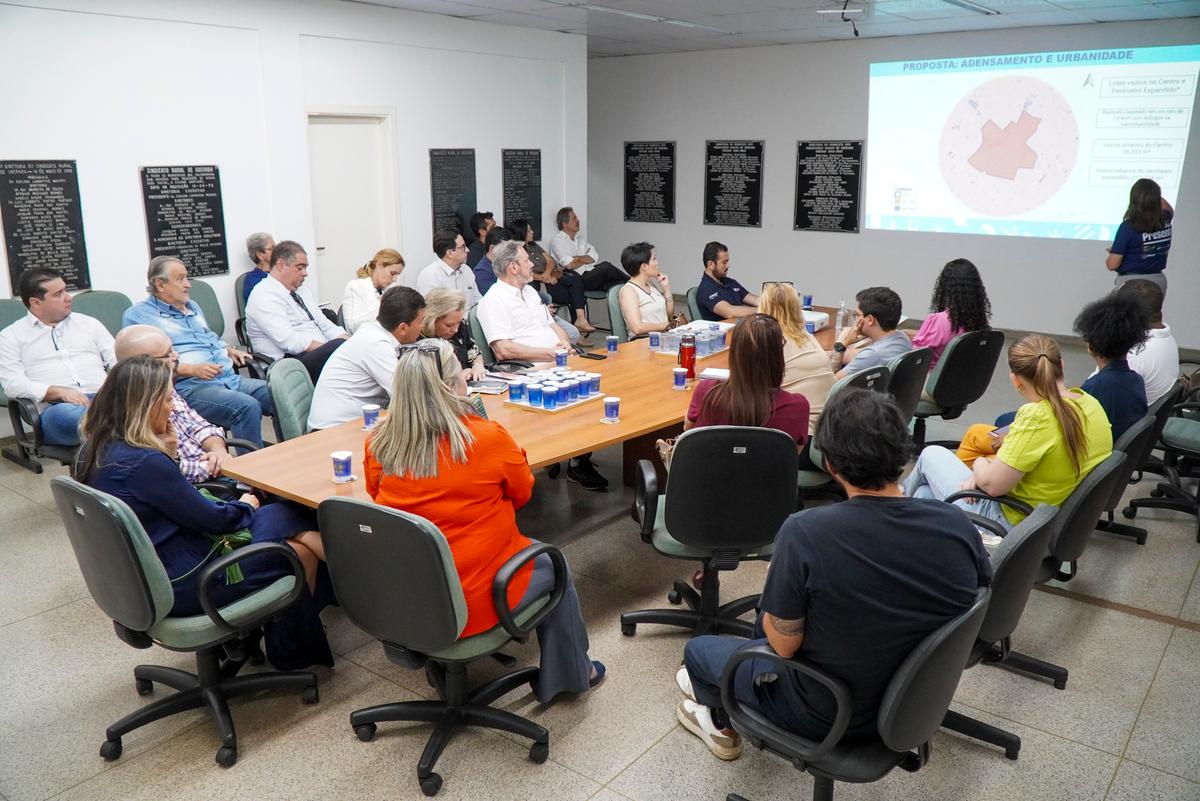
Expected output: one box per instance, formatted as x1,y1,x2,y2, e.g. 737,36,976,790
342,276,393,333
623,281,667,327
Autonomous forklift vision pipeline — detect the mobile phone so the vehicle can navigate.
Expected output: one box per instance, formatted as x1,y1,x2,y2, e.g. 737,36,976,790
989,425,1010,439
577,351,607,360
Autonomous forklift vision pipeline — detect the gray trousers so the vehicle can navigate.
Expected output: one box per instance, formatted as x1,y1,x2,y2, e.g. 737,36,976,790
514,544,593,703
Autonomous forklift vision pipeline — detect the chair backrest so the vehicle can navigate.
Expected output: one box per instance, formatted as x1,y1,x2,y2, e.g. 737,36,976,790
804,366,892,474
886,347,932,423
71,289,132,337
1146,380,1186,455
607,284,630,343
468,306,498,367
318,498,467,654
189,279,225,338
50,476,173,631
686,286,702,322
234,271,249,318
1104,413,1156,512
1046,451,1127,564
336,304,346,330
665,426,798,551
977,504,1057,646
925,329,1006,411
266,358,314,441
0,298,28,404
877,587,989,753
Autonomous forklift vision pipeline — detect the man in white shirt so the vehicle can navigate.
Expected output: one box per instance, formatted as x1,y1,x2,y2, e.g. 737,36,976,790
417,229,482,311
1117,279,1179,403
245,240,348,382
477,241,609,491
0,268,116,446
548,206,628,293
308,287,426,430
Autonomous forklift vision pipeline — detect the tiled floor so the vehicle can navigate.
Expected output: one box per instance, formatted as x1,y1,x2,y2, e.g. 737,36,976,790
2,341,1199,801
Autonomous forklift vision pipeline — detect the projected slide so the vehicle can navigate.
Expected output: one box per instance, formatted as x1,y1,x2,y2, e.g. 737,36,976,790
864,45,1200,240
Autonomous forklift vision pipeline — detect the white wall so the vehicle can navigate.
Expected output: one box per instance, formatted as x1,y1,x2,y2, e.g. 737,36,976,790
587,19,1200,347
0,0,587,330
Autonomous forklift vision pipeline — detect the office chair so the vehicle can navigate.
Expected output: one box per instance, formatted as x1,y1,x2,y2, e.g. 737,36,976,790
621,426,798,638
318,498,564,796
265,358,314,441
686,286,703,323
912,330,1006,449
1094,412,1158,544
723,588,990,801
70,289,132,337
941,504,1057,760
606,283,630,343
51,476,317,767
885,347,932,424
1123,384,1200,541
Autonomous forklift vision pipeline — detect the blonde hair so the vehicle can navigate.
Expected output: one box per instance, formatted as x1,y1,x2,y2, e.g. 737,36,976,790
1008,334,1087,475
422,288,467,337
758,283,820,353
74,357,174,482
356,248,405,279
368,339,474,479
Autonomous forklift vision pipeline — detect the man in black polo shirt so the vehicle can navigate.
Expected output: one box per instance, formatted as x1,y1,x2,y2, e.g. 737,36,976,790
675,389,992,760
696,241,758,321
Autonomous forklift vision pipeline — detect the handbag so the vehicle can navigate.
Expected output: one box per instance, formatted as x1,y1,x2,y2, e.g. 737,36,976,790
169,489,254,586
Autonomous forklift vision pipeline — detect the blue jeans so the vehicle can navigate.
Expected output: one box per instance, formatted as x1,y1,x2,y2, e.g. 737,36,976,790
515,546,593,703
558,318,580,345
178,377,273,448
40,402,88,446
902,446,1012,530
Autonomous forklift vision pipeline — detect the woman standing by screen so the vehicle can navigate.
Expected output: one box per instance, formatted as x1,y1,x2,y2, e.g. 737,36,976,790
1106,178,1173,295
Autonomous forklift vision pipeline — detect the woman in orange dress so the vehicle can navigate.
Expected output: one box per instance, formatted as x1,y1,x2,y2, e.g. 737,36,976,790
364,338,603,702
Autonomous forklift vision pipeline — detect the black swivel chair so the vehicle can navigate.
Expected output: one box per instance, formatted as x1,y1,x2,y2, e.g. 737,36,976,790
886,347,932,425
1094,413,1158,544
941,504,1058,760
912,329,1006,449
723,588,990,801
621,426,798,639
948,451,1128,690
51,477,318,767
1123,384,1200,541
318,498,565,797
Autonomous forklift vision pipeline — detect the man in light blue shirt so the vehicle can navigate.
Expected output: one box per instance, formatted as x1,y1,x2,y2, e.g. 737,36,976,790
123,256,273,446
830,286,912,380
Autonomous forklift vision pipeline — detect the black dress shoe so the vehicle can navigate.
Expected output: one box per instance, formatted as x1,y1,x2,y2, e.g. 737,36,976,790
566,461,609,492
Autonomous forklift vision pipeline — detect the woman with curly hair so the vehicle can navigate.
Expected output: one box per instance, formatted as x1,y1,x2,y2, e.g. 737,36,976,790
1075,293,1150,441
910,258,991,369
1107,178,1173,295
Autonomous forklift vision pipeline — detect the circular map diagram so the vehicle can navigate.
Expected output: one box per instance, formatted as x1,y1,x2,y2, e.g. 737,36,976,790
939,75,1078,217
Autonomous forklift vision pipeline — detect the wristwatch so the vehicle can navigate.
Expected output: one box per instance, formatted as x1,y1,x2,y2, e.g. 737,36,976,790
833,342,847,353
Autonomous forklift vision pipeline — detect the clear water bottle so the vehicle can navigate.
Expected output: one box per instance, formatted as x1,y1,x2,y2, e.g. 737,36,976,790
835,301,847,335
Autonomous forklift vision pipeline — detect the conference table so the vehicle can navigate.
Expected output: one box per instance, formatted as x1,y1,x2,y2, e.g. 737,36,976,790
223,308,839,508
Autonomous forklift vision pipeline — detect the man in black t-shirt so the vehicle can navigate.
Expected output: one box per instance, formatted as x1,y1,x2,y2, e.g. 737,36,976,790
676,389,992,760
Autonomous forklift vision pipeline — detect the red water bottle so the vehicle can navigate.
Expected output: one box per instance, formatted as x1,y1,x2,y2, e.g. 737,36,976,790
678,333,696,380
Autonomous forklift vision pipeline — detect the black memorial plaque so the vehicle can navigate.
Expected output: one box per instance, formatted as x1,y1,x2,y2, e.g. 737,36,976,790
502,149,542,239
0,160,91,292
794,141,863,233
140,165,229,276
430,149,477,237
703,140,764,228
624,141,675,224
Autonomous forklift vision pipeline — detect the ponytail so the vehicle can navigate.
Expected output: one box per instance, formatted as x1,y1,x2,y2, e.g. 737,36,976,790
1008,335,1087,475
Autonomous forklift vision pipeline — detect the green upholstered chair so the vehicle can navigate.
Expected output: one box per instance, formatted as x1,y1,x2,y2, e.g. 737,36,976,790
1124,385,1200,541
606,283,631,343
886,347,932,425
70,289,132,337
50,476,317,767
317,498,565,796
265,358,313,442
234,271,250,319
621,426,798,639
467,306,534,372
912,329,1006,449
583,287,611,332
188,279,226,339
686,286,703,323
0,298,80,473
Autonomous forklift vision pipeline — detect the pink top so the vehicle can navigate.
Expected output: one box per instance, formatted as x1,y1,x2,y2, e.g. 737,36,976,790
687,380,809,446
911,310,963,369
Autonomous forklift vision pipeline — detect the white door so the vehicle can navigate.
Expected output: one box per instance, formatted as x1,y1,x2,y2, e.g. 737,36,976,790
306,115,398,310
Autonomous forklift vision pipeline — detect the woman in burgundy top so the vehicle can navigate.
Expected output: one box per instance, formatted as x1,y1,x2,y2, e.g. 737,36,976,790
685,314,810,448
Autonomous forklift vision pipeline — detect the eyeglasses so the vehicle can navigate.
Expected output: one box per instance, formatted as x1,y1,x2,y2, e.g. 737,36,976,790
453,244,469,252
761,281,795,291
397,341,448,380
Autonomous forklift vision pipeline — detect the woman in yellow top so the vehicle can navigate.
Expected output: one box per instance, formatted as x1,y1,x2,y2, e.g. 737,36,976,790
903,334,1113,531
757,283,836,437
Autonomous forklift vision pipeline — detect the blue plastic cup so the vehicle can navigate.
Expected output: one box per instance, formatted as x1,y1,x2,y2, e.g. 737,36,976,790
803,294,813,310
331,450,353,483
527,383,543,406
604,396,620,422
555,383,570,405
555,349,568,367
805,321,816,334
673,367,687,390
508,380,525,401
565,379,580,402
648,331,661,349
542,387,558,410
576,375,591,397
606,335,618,353
361,404,380,429
588,373,601,393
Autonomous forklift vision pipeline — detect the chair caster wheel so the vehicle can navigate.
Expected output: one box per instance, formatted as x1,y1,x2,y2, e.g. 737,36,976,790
135,678,154,695
528,740,549,764
420,772,443,796
667,589,682,605
1122,506,1137,519
215,745,237,767
355,723,377,742
1053,679,1067,690
99,739,123,761
302,685,319,705
621,622,636,636
548,464,561,479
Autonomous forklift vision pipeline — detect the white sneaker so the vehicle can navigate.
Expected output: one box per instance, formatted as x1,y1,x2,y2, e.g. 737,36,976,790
676,665,696,701
676,700,741,760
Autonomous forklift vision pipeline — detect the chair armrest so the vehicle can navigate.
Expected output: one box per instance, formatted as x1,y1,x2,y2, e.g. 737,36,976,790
237,354,272,381
195,480,239,500
633,459,658,543
491,542,567,640
224,438,260,455
962,512,1009,539
7,397,44,448
944,490,1034,517
197,541,306,634
721,644,852,763
488,359,535,372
